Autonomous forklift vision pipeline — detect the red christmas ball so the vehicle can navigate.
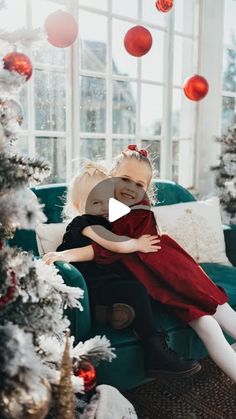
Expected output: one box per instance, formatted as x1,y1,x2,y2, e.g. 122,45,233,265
124,26,153,57
3,52,32,81
183,74,209,101
45,10,78,48
155,0,174,13
74,359,96,392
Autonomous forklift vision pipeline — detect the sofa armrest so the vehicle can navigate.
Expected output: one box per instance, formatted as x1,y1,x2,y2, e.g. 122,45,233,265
223,224,236,266
55,261,91,344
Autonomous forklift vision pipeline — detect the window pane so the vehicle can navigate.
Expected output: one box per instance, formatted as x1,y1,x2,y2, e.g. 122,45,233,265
0,0,26,30
80,76,106,133
172,88,196,141
141,140,160,177
33,44,65,67
79,0,108,11
112,81,136,134
177,138,194,187
172,89,181,136
172,141,179,183
173,36,183,85
174,0,196,35
223,48,236,92
112,19,138,78
32,0,65,66
142,0,166,27
224,0,236,46
222,96,236,133
80,138,105,161
141,84,163,136
19,87,28,130
112,0,138,19
79,11,107,73
173,36,194,85
141,29,164,82
112,139,130,158
35,70,66,131
14,136,28,156
35,137,66,184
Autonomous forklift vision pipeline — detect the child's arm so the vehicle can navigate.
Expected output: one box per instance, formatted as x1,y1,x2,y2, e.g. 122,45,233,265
82,225,160,254
43,245,94,265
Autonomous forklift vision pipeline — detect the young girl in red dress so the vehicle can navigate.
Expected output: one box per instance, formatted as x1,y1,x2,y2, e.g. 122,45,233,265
44,148,236,382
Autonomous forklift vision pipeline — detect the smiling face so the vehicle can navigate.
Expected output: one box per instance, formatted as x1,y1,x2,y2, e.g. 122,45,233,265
85,179,114,217
113,158,152,206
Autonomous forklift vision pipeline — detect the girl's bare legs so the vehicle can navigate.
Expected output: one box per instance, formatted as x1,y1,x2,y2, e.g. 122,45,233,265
213,302,236,340
190,315,236,382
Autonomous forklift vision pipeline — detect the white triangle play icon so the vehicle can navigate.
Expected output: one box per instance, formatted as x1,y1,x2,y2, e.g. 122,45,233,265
108,198,130,222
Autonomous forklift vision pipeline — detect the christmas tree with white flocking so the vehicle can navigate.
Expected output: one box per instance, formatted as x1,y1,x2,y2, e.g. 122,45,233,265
212,124,236,224
0,2,115,417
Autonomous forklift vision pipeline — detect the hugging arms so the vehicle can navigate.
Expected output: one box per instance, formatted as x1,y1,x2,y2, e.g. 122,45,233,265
43,220,160,265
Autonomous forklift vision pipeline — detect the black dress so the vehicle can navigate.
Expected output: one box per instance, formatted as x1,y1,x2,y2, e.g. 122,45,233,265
57,214,130,291
57,214,158,338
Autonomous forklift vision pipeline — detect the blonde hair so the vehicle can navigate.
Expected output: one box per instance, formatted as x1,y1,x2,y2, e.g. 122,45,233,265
110,148,157,205
64,162,108,218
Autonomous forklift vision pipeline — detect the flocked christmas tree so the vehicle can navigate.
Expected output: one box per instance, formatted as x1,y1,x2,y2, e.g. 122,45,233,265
212,124,236,224
0,2,115,417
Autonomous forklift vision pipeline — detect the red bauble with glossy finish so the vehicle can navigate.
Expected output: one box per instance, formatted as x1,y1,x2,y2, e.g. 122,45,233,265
155,0,174,13
3,52,32,80
74,360,96,392
183,74,209,101
45,10,78,48
124,26,153,57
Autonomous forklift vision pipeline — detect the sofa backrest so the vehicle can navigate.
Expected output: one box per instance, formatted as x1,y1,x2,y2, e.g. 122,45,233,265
9,179,196,254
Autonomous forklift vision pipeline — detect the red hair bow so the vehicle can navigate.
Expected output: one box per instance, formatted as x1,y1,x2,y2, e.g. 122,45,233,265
127,144,148,157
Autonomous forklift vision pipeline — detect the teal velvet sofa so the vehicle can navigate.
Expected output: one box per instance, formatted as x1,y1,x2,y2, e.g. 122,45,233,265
10,180,236,391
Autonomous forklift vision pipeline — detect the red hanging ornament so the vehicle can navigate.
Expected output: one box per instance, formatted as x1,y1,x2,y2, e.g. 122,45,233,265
124,26,153,57
183,74,209,101
74,359,96,392
45,10,78,48
3,52,32,81
155,0,174,13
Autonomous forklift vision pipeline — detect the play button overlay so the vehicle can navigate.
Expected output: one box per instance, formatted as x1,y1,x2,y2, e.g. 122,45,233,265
84,176,147,242
108,197,130,222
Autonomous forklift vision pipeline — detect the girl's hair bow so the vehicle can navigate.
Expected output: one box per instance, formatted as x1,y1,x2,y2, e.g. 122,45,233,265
127,144,148,157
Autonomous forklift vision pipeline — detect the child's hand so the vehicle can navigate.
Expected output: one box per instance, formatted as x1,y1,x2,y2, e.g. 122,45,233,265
136,235,161,253
42,251,69,265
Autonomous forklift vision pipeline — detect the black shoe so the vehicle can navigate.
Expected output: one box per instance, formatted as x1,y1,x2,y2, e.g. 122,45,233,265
143,333,201,378
94,304,135,329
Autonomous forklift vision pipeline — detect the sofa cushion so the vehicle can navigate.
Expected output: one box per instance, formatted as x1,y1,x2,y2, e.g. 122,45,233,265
153,179,196,205
35,222,68,255
153,197,231,265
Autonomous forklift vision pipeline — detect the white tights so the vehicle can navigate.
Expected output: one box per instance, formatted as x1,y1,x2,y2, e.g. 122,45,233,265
189,303,236,382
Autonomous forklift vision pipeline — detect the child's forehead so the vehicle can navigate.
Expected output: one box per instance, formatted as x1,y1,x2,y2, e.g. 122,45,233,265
115,159,151,181
89,178,114,198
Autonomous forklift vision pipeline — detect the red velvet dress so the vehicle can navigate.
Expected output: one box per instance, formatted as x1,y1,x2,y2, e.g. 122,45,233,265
92,202,228,324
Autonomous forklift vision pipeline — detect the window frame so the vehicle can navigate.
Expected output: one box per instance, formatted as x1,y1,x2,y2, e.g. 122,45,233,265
15,0,205,188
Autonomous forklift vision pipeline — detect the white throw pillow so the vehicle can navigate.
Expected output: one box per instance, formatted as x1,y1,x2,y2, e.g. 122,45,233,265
152,197,231,266
35,222,68,256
